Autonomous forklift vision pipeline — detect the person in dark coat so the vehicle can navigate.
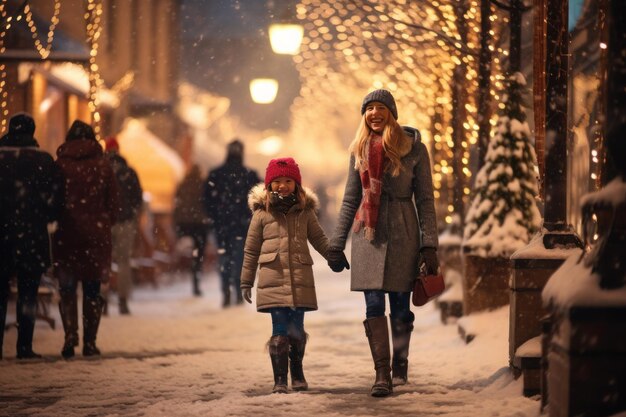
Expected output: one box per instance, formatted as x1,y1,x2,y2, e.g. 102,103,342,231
203,139,260,307
53,120,119,358
103,136,143,314
0,113,64,359
328,90,440,397
174,164,211,296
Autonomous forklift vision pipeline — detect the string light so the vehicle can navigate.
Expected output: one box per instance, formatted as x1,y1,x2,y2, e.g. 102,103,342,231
23,1,62,60
0,1,63,129
291,0,508,222
1,2,9,130
84,0,103,139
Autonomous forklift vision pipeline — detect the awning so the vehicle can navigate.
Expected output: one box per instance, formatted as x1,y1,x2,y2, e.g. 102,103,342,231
116,119,185,213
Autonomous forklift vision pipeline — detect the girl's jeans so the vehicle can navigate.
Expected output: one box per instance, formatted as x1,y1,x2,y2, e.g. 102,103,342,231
269,307,305,339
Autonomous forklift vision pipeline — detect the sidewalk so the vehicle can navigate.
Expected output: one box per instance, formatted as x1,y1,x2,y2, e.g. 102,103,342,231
0,251,540,417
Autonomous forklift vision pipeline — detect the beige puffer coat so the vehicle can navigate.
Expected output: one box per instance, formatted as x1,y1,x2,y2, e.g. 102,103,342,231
241,184,330,312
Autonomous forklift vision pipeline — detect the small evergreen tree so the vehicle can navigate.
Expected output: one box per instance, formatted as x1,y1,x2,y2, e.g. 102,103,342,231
463,72,541,258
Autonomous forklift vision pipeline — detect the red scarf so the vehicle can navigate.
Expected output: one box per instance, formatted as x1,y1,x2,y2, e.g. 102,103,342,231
353,132,385,241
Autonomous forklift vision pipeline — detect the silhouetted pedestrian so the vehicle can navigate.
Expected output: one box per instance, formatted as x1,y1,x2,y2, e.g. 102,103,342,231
174,164,210,296
0,113,64,359
204,139,260,307
53,120,119,358
104,136,143,314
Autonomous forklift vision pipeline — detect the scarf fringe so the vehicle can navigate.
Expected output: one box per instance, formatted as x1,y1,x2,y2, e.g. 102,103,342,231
364,227,375,242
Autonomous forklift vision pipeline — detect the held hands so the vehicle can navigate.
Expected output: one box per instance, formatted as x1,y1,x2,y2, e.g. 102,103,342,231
241,287,252,304
419,247,440,276
327,248,350,273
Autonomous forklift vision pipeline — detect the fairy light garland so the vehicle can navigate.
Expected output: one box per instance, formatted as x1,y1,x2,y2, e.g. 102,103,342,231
0,0,63,129
23,1,61,60
291,0,506,222
1,2,10,130
84,0,103,139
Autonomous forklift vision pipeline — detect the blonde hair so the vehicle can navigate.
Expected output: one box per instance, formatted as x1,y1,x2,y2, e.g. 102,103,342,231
264,183,307,212
349,114,411,177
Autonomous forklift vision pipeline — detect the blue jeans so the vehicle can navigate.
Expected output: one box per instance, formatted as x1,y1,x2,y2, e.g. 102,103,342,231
269,307,306,338
364,290,414,323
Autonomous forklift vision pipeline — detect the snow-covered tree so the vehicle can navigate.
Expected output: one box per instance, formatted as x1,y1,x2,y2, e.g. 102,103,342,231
463,72,541,258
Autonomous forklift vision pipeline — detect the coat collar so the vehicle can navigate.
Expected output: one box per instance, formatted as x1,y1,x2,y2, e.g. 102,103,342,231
247,183,320,212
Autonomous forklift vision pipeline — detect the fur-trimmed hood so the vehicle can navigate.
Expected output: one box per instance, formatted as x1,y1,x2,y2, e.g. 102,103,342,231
248,183,320,212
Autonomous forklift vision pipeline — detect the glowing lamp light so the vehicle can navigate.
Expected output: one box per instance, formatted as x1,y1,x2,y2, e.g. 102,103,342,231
269,23,304,55
257,135,284,156
250,78,278,104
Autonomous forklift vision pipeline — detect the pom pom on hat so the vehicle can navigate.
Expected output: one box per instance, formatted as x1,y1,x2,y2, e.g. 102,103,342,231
360,89,398,120
265,157,302,187
104,136,119,151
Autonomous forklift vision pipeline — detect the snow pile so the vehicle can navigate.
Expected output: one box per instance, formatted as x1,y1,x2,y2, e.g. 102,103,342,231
542,253,626,308
511,230,581,260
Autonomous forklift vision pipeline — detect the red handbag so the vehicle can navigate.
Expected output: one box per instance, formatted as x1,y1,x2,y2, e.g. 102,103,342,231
412,273,445,306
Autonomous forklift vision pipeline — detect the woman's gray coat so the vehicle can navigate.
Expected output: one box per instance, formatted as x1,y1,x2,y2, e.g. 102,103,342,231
330,127,438,292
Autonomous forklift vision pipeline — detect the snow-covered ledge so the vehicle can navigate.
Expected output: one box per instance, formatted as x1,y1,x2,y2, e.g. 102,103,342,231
541,177,626,415
542,254,626,310
511,229,582,261
543,177,626,309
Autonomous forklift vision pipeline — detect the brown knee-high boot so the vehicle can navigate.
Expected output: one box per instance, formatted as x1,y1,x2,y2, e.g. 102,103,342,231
390,316,414,386
82,295,104,356
364,316,393,397
268,335,289,393
289,334,308,391
59,293,79,359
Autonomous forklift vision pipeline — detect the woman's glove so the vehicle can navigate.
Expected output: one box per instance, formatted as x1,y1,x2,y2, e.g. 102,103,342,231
241,286,252,304
327,248,350,273
419,247,440,275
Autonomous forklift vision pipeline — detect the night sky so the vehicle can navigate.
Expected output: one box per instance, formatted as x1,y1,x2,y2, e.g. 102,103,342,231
180,0,301,132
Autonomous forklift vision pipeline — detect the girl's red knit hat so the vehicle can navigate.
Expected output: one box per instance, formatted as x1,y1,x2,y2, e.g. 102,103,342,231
265,157,302,187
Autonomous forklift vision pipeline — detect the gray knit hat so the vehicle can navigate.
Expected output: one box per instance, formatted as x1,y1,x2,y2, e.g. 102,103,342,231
361,89,398,120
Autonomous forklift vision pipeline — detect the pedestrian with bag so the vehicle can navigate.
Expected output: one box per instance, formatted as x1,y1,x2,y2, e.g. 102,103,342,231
0,113,64,359
240,157,331,394
53,120,119,358
327,89,440,397
173,164,211,296
103,136,143,314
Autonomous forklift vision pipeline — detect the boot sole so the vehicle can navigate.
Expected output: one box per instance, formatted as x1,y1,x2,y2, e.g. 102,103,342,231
371,389,392,397
272,386,288,394
370,384,393,397
392,378,407,386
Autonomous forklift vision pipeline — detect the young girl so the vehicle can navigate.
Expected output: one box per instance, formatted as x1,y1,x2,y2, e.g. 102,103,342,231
240,157,330,394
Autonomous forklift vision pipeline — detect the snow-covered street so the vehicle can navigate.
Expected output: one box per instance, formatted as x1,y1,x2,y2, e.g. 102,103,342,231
1,250,540,417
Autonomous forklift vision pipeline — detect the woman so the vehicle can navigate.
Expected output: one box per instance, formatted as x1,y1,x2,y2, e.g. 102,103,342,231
53,120,119,358
327,89,439,397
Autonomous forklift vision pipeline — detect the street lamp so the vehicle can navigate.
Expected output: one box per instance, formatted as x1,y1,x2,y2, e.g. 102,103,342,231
250,78,279,104
257,134,284,156
269,23,303,55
